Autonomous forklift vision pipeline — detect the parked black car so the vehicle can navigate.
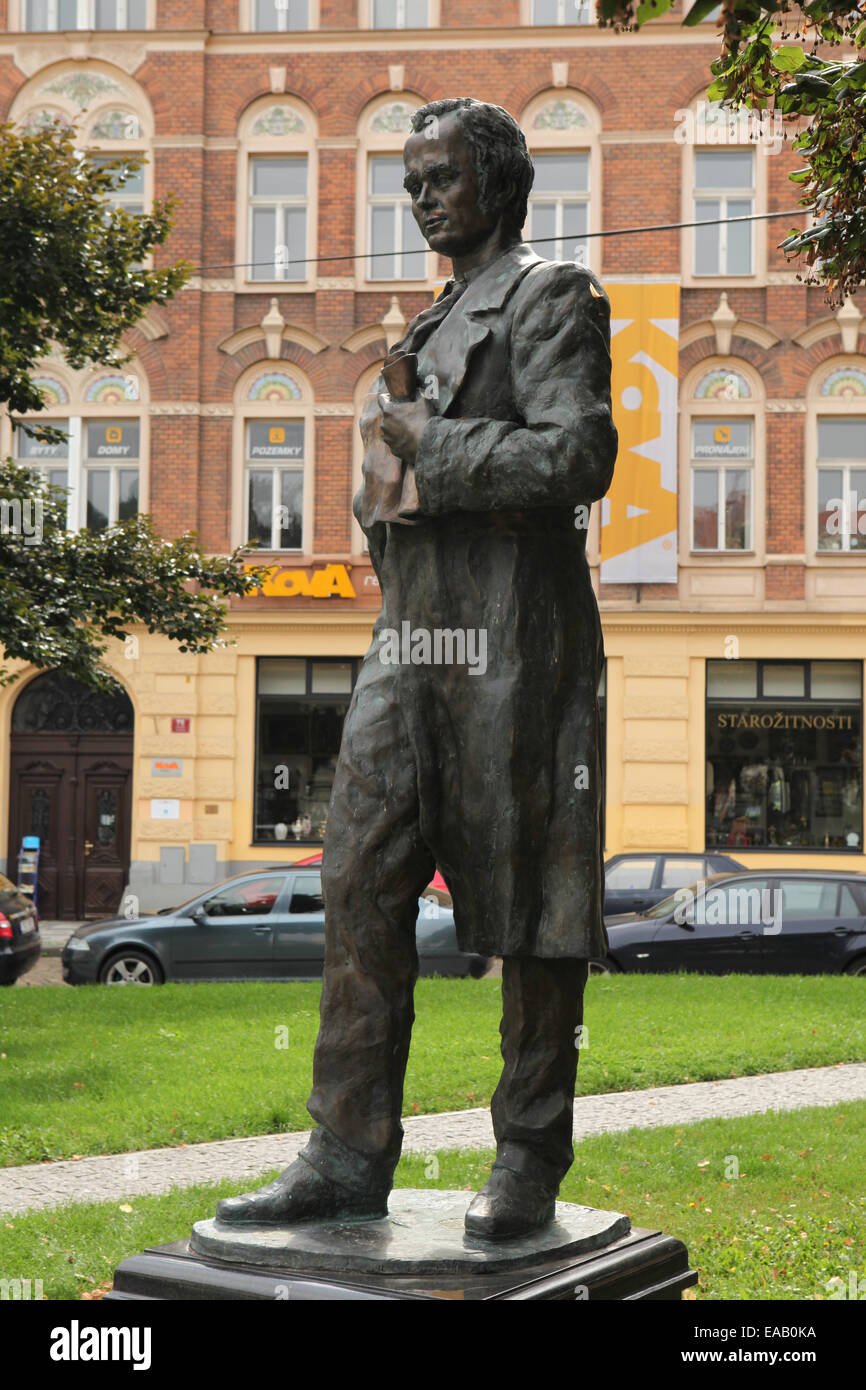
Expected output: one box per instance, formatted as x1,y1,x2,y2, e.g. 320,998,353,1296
603,852,746,916
595,870,866,976
61,867,488,984
0,873,40,985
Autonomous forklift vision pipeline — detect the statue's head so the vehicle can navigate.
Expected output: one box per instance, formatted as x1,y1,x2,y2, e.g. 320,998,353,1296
402,98,535,259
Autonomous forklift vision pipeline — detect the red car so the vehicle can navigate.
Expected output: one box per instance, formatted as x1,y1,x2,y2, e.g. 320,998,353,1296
292,853,450,900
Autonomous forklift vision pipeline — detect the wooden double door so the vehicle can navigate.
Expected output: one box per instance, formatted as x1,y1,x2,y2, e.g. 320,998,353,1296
8,734,133,920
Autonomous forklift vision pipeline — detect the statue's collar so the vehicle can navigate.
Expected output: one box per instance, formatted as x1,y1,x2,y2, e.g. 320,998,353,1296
453,242,545,315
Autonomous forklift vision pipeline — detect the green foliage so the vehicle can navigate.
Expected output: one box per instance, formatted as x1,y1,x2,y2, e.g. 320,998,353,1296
0,122,264,687
597,0,866,302
0,459,266,689
0,120,191,416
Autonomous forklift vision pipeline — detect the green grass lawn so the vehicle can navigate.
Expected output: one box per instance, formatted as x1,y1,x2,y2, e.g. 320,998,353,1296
2,1102,863,1302
1,973,864,1166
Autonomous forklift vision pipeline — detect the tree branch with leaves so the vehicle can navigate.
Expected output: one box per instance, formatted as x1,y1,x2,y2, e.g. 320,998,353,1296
599,0,866,303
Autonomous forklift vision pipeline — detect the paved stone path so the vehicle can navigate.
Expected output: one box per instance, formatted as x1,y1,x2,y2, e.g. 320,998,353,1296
2,1062,865,1217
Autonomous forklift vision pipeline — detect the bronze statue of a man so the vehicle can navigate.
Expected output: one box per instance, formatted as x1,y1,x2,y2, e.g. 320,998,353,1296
219,97,617,1241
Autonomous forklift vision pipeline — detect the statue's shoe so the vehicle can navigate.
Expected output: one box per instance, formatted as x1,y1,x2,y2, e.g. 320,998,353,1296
215,1154,389,1226
464,1164,556,1241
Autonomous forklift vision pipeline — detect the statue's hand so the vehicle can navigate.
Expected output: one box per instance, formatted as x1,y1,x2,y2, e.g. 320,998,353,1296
378,392,434,467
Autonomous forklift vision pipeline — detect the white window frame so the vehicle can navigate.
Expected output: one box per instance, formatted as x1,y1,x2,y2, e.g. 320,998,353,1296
689,420,755,553
12,417,74,528
243,423,306,553
679,359,766,575
527,151,590,265
82,418,141,532
526,0,594,23
359,0,438,27
693,150,755,278
370,0,428,26
231,363,314,554
248,155,309,284
680,106,767,287
250,0,309,29
22,0,147,28
817,459,866,553
367,153,427,283
2,362,148,534
805,361,866,563
236,99,316,293
521,89,601,276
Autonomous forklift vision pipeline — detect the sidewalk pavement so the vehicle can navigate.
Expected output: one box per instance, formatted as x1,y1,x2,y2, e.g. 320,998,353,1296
2,1062,865,1218
31,922,82,958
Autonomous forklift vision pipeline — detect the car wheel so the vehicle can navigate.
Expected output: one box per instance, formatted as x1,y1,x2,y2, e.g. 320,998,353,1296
845,956,866,977
99,950,163,986
588,958,620,977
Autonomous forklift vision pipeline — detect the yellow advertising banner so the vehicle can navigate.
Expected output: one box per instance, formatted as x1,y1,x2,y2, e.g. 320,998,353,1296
601,280,680,584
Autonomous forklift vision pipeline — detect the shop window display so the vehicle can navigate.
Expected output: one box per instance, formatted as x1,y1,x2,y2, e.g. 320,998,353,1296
254,657,359,843
706,660,862,850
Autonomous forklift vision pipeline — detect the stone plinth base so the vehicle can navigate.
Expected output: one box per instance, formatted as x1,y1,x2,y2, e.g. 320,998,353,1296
106,1190,697,1301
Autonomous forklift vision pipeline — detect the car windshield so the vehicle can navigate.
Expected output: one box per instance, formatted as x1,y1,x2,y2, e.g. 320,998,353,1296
642,874,733,919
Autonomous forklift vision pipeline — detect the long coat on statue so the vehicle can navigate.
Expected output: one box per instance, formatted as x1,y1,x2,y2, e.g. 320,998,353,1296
347,242,617,959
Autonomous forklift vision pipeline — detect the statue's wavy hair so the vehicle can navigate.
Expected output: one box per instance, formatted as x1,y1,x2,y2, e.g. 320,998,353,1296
408,98,535,240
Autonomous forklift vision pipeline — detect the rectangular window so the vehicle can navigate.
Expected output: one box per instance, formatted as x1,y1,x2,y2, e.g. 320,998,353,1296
693,149,754,276
706,659,863,852
252,0,309,29
249,157,308,282
528,152,590,265
691,418,753,550
254,657,360,844
817,417,866,552
371,0,429,24
24,0,145,27
368,156,427,280
83,420,139,530
532,0,594,22
245,420,304,551
14,420,70,494
89,154,146,216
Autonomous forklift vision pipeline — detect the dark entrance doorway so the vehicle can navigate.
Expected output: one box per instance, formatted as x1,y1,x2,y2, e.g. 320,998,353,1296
8,673,134,920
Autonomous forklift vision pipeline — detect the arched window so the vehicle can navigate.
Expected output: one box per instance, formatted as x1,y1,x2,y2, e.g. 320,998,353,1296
681,360,765,556
675,96,770,285
808,361,866,555
358,96,430,287
521,91,600,273
1,360,149,533
237,98,317,291
232,364,314,553
11,64,154,232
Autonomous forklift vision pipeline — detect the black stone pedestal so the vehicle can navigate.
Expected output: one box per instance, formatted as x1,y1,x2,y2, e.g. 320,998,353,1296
106,1191,697,1301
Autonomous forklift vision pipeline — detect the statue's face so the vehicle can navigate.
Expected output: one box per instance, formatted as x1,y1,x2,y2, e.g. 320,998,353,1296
402,112,501,258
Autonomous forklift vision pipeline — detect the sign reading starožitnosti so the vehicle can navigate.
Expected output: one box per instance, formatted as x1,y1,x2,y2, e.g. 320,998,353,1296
600,280,680,585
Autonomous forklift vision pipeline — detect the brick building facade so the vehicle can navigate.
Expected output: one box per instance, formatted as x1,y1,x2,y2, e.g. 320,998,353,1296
1,2,864,915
